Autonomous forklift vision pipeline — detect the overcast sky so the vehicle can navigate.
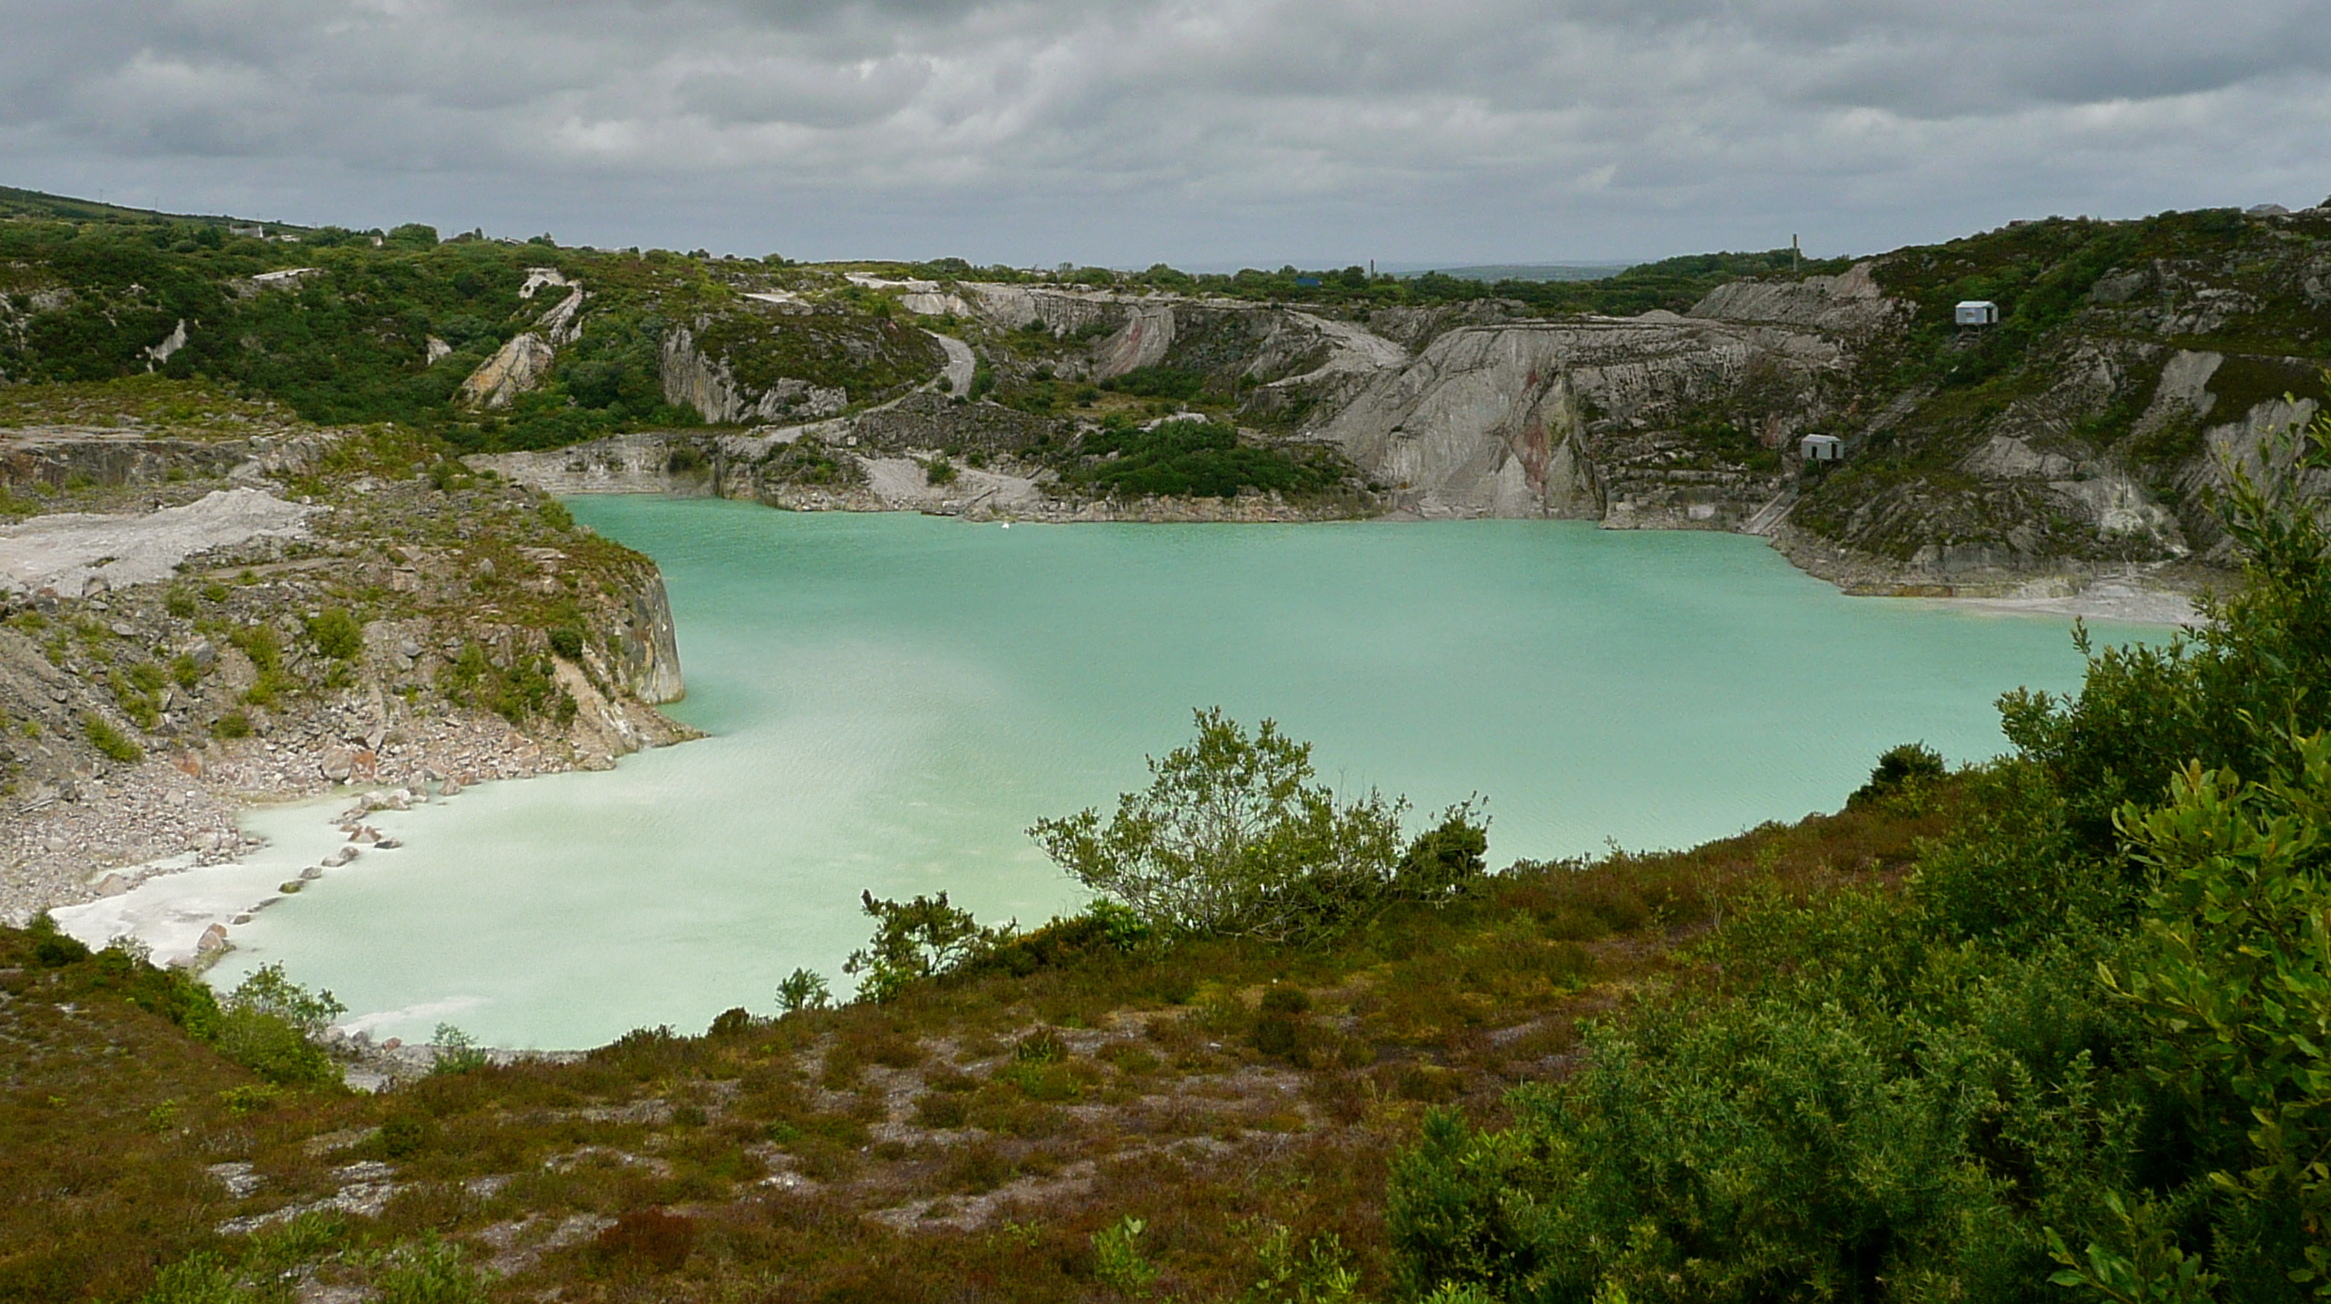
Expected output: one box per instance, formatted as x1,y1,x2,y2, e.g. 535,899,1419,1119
3,0,2328,267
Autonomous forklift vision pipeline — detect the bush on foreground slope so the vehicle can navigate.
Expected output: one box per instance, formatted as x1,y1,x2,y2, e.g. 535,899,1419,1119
1386,414,2331,1301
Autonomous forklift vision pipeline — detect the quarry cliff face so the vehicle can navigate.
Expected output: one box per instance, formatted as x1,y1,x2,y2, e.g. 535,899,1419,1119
467,206,2331,596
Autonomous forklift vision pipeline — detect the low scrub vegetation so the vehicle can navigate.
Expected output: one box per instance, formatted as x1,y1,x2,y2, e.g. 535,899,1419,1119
1050,417,1354,500
8,360,2331,1299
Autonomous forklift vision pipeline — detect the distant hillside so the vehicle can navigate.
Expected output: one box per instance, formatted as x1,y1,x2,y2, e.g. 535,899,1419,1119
1402,262,1628,282
0,184,290,231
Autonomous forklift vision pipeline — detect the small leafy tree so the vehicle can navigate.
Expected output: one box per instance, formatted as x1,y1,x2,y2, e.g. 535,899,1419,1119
843,890,1008,1003
775,967,831,1014
1845,741,1945,809
429,1023,488,1075
212,963,345,1088
1028,708,1411,942
1392,800,1491,902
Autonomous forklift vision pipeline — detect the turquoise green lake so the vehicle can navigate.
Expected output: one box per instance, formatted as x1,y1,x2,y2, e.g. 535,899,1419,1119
212,499,2156,1048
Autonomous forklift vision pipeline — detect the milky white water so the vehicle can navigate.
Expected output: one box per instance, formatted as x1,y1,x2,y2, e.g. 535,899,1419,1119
174,500,2157,1048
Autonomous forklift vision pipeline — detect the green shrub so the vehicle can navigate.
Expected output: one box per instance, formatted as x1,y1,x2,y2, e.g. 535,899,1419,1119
210,964,345,1088
138,1253,241,1304
1029,708,1411,942
305,609,363,661
1392,801,1491,901
29,916,91,967
212,711,252,740
1056,418,1349,500
1846,741,1946,808
429,1023,487,1075
85,715,142,762
775,967,831,1013
378,1112,434,1159
374,1235,490,1304
230,624,281,673
843,890,1007,1003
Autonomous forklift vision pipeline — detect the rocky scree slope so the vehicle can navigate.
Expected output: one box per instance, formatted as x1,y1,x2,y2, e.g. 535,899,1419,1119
0,380,690,925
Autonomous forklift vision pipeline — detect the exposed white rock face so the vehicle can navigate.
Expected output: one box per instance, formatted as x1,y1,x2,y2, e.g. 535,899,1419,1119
1317,316,1831,519
226,267,324,299
0,488,319,597
143,319,189,369
460,332,558,409
425,336,452,365
929,333,976,394
472,433,710,496
657,328,847,424
458,280,589,408
519,267,573,299
1092,303,1176,377
1687,262,1908,335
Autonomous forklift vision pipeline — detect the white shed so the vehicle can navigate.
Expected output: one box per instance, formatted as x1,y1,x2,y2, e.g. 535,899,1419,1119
1955,300,1999,326
1801,433,1845,463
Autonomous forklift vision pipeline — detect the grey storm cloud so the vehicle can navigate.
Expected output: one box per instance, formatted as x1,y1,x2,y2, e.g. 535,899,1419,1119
1,0,2327,263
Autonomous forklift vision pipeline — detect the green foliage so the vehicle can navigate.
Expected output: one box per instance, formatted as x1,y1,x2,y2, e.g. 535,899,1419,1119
439,643,570,724
1031,708,1414,943
843,890,1009,1003
1100,365,1209,401
775,967,832,1013
1093,1215,1159,1296
138,1253,246,1304
1388,908,2147,1302
2003,410,2331,843
85,714,142,762
1241,1222,1364,1304
1056,418,1350,500
1393,801,1492,902
374,1235,491,1304
29,916,91,967
2095,738,2331,1286
212,964,345,1088
1846,740,1947,809
429,1023,488,1075
2047,1192,2223,1304
305,608,364,661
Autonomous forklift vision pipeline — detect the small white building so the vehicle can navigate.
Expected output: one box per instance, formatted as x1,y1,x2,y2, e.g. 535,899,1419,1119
1801,433,1845,463
1955,300,2000,326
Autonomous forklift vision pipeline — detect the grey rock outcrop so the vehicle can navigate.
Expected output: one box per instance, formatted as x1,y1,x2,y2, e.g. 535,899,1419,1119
659,327,847,424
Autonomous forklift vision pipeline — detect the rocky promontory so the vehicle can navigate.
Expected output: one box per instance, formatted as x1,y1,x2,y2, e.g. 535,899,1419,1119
0,387,693,926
